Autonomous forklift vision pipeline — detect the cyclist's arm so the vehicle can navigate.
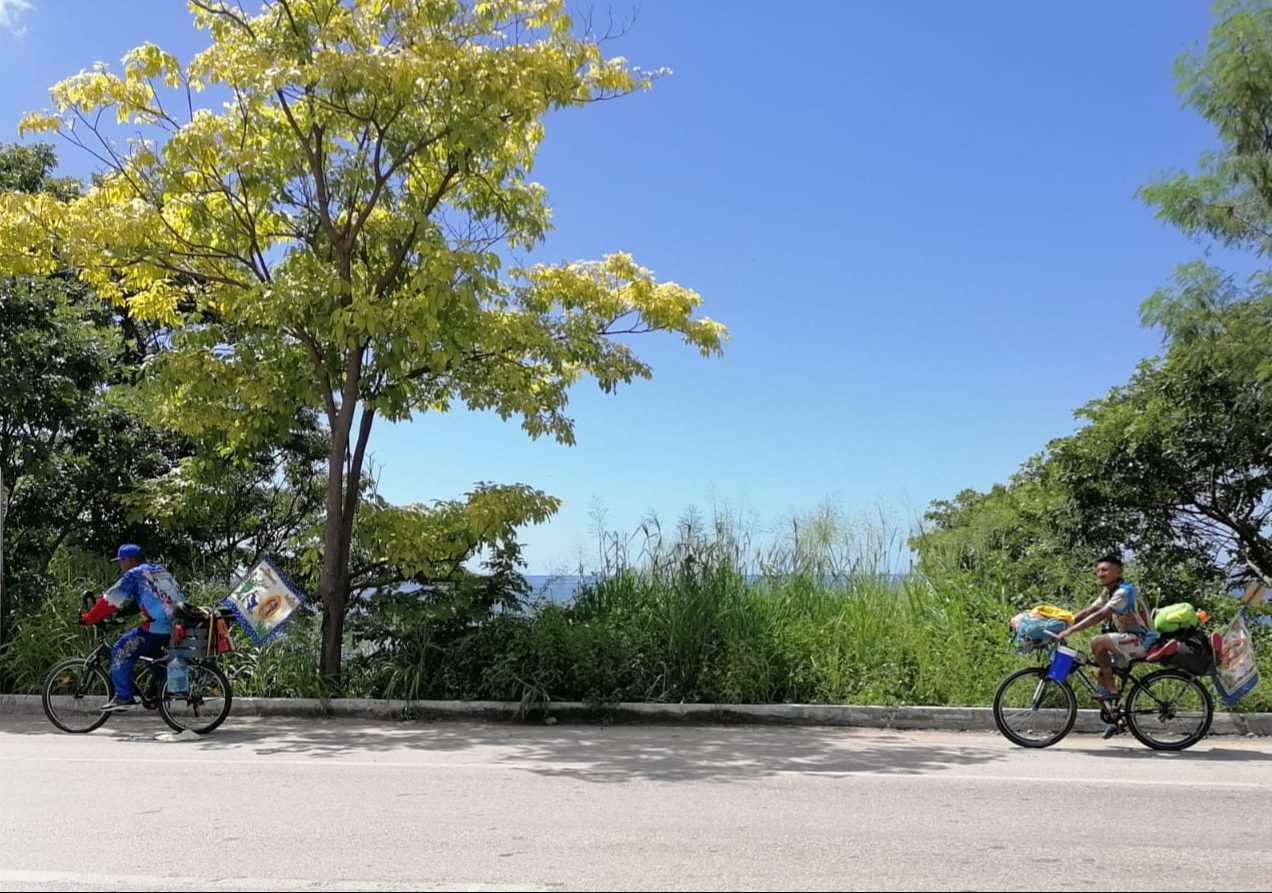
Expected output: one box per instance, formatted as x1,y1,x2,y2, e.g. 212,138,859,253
80,578,135,625
1058,605,1113,640
1069,591,1110,627
1071,605,1096,624
81,596,118,625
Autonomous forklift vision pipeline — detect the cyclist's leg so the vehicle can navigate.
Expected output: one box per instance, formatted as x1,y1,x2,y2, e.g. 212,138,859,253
111,629,169,702
109,630,145,703
1089,634,1119,694
1093,633,1147,693
144,631,171,690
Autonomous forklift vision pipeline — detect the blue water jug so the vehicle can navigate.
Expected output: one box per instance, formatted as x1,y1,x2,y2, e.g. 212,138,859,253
166,656,189,693
1046,645,1078,683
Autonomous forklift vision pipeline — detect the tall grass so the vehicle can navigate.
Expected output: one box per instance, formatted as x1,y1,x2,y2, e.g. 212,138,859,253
456,552,1022,708
0,548,118,692
422,503,1027,707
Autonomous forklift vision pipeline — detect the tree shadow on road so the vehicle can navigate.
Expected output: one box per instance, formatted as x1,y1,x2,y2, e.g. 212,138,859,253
185,719,1010,782
0,714,1010,782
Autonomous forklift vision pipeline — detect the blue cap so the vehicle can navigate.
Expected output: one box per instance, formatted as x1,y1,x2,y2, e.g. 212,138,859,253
110,544,143,563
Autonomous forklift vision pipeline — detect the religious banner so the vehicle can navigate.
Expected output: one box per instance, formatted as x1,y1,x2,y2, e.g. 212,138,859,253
223,556,306,646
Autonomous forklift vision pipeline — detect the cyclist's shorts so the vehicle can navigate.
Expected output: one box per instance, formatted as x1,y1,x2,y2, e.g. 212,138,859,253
1097,632,1150,665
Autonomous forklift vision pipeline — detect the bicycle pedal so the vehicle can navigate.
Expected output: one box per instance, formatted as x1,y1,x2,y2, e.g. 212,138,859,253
1101,723,1124,740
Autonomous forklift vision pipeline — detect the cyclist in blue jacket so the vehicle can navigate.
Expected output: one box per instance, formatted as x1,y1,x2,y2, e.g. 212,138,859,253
80,544,187,712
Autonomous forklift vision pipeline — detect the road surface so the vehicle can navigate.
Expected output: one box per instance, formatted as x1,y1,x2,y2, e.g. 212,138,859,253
1,714,1269,891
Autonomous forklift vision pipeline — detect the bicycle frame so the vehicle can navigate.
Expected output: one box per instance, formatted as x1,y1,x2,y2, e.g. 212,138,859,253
1060,658,1136,727
46,609,235,735
996,632,1216,751
1044,643,1199,732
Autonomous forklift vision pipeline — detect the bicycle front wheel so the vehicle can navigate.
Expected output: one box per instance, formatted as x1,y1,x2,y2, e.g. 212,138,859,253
158,662,232,735
1124,669,1213,751
42,659,112,734
993,667,1077,748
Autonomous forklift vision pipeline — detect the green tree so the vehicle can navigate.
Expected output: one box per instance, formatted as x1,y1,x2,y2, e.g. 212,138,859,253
0,143,158,648
910,457,1099,606
1139,0,1272,261
128,425,329,583
919,0,1272,602
1,1,727,681
1113,0,1272,585
1050,270,1272,591
0,142,332,659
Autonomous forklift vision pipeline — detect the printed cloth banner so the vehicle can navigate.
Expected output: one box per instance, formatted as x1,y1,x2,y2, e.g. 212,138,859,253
223,556,306,646
1213,607,1260,707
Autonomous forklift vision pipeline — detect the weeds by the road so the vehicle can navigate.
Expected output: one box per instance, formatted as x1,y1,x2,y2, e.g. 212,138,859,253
4,505,1269,711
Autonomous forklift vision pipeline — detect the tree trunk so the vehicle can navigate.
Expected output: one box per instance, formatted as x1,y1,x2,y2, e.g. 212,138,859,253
318,411,351,683
319,571,347,681
316,390,376,684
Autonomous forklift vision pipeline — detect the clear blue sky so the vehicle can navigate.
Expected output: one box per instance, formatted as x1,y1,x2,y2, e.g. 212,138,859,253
0,1,1231,573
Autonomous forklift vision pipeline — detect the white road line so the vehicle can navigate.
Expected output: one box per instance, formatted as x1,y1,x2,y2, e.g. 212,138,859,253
0,870,557,892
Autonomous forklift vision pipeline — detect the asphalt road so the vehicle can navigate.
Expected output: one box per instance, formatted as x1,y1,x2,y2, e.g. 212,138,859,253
1,714,1270,892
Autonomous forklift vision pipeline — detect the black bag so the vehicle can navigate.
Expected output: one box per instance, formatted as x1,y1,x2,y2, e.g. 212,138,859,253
1148,628,1216,676
175,602,212,625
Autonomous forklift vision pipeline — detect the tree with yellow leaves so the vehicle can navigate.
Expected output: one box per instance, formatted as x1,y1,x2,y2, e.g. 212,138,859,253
0,0,726,681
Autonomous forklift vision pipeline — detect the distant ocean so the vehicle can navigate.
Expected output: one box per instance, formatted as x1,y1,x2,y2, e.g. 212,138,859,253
524,575,596,603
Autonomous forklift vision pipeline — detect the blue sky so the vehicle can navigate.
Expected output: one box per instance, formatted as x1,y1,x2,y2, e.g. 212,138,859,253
0,1,1232,573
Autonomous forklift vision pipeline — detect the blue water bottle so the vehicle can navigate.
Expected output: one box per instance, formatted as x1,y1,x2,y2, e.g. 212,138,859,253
167,656,189,693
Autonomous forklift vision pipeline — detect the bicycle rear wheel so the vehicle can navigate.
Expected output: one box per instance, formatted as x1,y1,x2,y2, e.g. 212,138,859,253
42,659,112,734
159,662,232,735
1124,669,1213,751
993,667,1077,748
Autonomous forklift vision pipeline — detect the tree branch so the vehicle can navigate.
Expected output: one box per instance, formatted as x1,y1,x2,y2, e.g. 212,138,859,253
190,1,257,39
288,325,338,427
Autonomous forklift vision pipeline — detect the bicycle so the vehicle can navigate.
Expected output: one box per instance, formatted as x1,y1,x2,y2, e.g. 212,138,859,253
992,632,1215,751
42,593,234,736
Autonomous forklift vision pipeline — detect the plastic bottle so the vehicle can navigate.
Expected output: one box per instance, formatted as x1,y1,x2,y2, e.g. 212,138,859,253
167,655,189,693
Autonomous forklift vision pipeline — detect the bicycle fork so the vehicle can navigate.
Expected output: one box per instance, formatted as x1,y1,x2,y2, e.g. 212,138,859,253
1030,678,1049,710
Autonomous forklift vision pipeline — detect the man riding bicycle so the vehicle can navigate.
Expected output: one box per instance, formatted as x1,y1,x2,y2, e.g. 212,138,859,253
1056,553,1157,735
80,544,187,712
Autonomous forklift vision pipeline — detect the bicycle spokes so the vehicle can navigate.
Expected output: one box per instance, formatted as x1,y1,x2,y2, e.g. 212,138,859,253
159,663,231,735
995,669,1076,747
42,660,112,734
1125,673,1211,748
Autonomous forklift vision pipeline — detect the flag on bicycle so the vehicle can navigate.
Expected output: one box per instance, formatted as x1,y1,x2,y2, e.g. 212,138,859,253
1213,607,1259,706
223,556,307,646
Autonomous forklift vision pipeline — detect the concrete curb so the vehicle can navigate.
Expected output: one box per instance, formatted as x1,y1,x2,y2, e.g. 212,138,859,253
4,693,1270,735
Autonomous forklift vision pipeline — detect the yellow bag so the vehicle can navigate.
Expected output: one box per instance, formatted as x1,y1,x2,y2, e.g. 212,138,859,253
1031,604,1075,625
